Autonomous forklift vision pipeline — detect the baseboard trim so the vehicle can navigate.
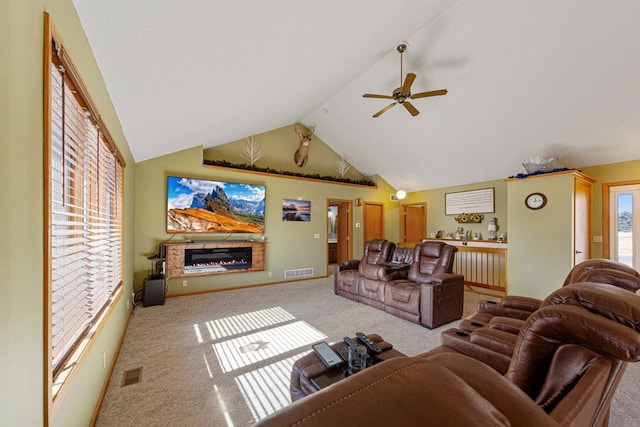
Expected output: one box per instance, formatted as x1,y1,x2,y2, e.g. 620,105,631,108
89,306,133,426
168,274,328,298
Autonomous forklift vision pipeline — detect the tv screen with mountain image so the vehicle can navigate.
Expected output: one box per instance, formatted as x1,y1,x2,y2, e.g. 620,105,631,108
167,176,265,233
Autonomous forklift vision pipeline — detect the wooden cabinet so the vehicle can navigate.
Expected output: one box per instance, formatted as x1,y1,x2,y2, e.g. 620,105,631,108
506,170,594,298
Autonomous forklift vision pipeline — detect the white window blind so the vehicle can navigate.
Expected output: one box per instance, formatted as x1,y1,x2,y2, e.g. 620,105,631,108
48,40,124,377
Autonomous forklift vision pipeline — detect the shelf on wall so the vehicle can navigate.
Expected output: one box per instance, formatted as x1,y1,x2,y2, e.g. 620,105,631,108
203,162,378,188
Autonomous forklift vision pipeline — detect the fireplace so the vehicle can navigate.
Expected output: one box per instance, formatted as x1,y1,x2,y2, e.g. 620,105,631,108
184,247,253,274
164,242,265,279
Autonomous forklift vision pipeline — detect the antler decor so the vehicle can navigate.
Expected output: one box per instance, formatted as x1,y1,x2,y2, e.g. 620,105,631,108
294,123,315,167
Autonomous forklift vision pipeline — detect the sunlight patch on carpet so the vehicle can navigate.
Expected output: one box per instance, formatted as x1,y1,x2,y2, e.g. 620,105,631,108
235,352,307,421
200,307,296,341
212,321,325,373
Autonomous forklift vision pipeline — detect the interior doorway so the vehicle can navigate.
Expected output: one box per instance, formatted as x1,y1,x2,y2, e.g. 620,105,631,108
604,181,640,270
327,199,353,274
363,202,385,245
401,203,426,244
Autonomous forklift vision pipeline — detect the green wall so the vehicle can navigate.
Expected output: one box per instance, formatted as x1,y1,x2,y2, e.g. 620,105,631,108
405,179,508,241
1,2,136,426
135,144,402,295
506,172,577,298
204,123,371,183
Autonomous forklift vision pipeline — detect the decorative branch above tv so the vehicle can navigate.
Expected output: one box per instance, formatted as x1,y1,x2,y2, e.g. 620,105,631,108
166,176,265,234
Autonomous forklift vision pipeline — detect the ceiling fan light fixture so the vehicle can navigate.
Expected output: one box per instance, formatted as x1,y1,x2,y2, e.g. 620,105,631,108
362,44,447,118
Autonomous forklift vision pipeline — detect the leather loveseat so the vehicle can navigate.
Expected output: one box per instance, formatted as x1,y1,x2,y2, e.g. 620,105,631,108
257,282,640,427
334,240,464,328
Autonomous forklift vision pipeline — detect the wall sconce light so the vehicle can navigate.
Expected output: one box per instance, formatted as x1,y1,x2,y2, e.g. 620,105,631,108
396,190,407,200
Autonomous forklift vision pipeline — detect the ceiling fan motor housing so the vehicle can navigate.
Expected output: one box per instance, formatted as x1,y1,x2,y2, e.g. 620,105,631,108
392,87,409,103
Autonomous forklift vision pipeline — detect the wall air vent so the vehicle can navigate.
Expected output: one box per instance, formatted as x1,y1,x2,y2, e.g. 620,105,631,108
390,194,399,201
284,268,314,279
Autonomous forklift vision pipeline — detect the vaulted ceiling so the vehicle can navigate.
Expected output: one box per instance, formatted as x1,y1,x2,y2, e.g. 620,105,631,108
72,0,640,191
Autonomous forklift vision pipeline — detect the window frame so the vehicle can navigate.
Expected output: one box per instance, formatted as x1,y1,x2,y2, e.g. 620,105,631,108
43,14,125,418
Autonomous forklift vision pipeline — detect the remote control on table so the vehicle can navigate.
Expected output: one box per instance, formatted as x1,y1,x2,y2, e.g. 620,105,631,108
343,336,358,349
355,332,382,354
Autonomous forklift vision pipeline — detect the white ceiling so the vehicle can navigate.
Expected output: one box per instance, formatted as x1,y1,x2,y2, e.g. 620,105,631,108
72,0,640,191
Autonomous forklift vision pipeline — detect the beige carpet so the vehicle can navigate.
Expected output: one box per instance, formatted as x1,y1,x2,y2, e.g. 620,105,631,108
96,276,640,426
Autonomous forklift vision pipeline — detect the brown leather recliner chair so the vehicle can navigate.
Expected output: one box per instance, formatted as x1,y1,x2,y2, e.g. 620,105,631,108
384,241,464,328
471,259,640,325
257,283,640,427
442,261,640,376
443,260,640,375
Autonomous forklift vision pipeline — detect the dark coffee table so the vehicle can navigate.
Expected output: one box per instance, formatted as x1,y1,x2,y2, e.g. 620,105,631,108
308,341,406,391
290,334,406,401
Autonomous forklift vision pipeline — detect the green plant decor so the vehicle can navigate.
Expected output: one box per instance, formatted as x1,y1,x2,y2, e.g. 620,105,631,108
203,159,376,186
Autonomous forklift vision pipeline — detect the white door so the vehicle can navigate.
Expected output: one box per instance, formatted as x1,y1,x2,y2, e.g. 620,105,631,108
609,184,640,270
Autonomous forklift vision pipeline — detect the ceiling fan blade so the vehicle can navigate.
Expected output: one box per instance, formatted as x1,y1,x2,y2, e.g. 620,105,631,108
411,89,448,99
403,102,420,116
372,102,397,118
402,73,416,94
363,93,394,99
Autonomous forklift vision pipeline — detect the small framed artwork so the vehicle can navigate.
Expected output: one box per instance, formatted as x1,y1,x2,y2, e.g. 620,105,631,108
282,199,311,221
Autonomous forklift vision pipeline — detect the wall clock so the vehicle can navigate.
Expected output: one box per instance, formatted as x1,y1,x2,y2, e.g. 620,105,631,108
525,192,547,210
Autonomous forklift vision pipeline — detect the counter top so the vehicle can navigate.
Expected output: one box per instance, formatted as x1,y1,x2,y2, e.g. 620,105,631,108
423,238,508,249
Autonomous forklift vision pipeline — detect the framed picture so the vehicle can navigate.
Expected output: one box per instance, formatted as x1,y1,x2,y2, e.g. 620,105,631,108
445,188,495,215
282,199,311,221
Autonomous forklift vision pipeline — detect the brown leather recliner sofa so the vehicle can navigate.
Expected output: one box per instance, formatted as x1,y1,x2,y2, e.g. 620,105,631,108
334,239,464,328
257,282,640,427
472,258,640,324
443,259,640,374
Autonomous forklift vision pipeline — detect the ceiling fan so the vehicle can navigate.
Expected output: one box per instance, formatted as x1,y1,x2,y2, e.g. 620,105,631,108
363,43,448,118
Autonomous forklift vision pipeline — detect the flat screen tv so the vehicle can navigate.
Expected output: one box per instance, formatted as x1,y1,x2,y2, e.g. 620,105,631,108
166,176,265,234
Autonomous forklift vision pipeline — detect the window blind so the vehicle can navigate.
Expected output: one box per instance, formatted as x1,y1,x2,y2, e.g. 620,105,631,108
48,44,124,377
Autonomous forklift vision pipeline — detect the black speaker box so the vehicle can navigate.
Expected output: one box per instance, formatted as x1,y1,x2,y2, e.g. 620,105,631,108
143,277,166,307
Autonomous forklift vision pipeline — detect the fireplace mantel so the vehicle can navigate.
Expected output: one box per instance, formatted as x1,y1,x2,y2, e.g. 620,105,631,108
164,241,265,279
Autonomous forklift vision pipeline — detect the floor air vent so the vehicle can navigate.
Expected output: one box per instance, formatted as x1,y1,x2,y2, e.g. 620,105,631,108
284,268,314,279
122,367,143,386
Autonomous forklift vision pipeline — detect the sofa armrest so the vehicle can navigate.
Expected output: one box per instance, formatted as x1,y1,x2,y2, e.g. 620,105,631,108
360,263,410,281
337,259,360,272
477,296,542,321
470,327,519,356
496,296,542,312
489,316,526,335
423,273,465,285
